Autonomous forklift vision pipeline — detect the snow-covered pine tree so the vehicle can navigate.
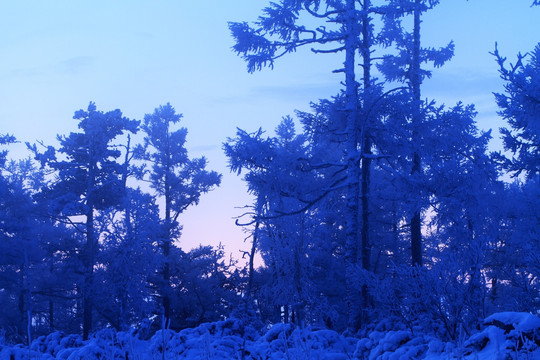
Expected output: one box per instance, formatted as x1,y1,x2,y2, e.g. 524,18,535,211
493,43,540,181
377,0,454,267
134,103,221,329
488,41,540,313
229,0,412,332
27,102,139,339
224,118,315,326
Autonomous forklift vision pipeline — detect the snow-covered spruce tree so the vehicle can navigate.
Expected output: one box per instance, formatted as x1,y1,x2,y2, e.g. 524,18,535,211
225,118,316,327
487,42,540,314
27,102,139,339
0,158,82,340
0,134,16,167
363,1,506,335
229,0,365,332
298,99,368,330
493,43,540,182
134,103,221,329
485,181,540,313
5,157,83,337
0,158,46,343
175,244,241,329
377,0,454,267
406,104,499,339
229,0,410,332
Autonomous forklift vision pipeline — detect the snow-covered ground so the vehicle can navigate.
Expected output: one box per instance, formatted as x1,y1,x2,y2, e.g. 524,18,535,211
1,312,538,359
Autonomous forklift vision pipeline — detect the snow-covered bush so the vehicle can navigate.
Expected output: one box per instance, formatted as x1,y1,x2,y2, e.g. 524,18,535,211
29,332,83,357
148,318,251,359
353,328,463,359
463,312,540,359
371,258,488,342
0,311,538,359
56,329,125,360
249,324,356,360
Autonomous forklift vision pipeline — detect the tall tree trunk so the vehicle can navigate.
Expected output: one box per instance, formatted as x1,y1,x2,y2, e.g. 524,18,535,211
410,0,423,267
83,206,95,340
121,136,133,331
360,0,373,273
48,259,55,332
293,217,305,328
361,144,371,271
83,147,96,340
122,134,134,237
359,0,373,326
24,248,32,346
344,0,360,333
163,183,171,326
163,142,172,326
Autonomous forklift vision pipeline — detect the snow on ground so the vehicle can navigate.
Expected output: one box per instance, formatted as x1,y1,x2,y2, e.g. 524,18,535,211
0,312,539,359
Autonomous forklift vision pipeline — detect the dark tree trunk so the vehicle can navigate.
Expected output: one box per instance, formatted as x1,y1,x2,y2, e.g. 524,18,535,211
360,0,373,274
163,160,172,326
410,0,423,267
83,145,97,340
163,206,171,325
344,0,361,333
247,220,259,298
83,206,95,340
359,0,373,327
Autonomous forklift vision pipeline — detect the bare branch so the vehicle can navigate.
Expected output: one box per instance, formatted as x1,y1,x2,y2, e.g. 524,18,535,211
312,46,346,54
304,4,345,18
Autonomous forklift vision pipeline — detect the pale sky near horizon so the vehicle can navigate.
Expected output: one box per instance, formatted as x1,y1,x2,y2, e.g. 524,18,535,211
1,1,539,263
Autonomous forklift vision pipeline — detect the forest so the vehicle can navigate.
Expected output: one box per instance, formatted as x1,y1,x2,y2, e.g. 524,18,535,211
1,1,539,359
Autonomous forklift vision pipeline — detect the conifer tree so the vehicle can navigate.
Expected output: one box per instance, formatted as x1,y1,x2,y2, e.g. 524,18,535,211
0,134,16,168
28,102,138,339
225,118,319,326
0,158,42,343
134,103,221,328
493,43,540,181
230,0,392,331
377,0,454,266
489,40,540,313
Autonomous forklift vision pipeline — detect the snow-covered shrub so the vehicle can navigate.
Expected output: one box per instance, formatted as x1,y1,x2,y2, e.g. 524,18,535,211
371,258,487,341
148,328,176,357
353,328,459,360
249,323,356,360
0,345,55,360
57,328,126,360
25,332,83,359
228,301,265,340
263,322,294,343
1,312,538,359
148,318,253,359
30,331,65,356
462,312,540,359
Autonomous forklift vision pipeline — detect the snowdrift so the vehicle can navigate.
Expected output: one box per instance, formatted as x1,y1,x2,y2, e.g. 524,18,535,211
1,312,538,359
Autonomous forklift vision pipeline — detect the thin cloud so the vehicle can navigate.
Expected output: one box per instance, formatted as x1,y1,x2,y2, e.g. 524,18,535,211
57,56,94,75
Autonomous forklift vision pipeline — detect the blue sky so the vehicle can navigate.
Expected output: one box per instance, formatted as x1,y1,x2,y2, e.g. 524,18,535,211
1,1,539,258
